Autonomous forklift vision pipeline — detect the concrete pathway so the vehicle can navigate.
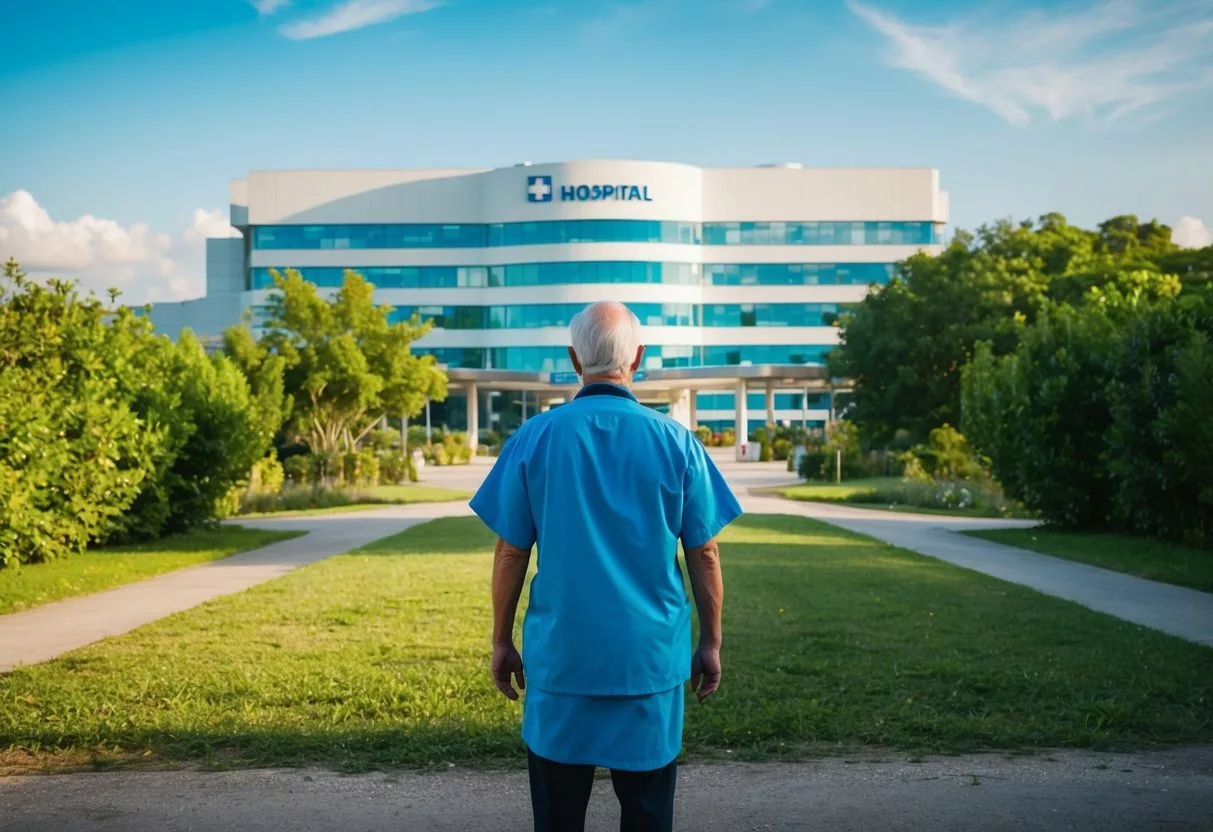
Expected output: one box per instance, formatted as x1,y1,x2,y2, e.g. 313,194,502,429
0,502,473,673
3,748,1211,831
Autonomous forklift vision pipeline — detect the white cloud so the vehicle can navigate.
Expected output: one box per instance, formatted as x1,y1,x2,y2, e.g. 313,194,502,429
0,191,239,305
252,0,290,14
182,209,241,245
281,0,443,40
1172,216,1212,249
847,0,1213,126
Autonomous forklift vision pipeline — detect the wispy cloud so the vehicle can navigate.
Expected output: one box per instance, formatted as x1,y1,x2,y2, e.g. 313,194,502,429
252,0,290,15
848,0,1213,126
281,0,443,40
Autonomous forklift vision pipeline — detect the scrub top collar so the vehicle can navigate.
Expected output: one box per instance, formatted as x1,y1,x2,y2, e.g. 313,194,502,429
574,382,639,402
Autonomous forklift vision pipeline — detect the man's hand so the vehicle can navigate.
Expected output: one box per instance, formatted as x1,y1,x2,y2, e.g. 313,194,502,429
492,642,526,700
690,645,721,702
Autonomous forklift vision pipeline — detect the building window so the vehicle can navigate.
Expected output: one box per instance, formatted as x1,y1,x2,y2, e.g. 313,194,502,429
252,221,938,250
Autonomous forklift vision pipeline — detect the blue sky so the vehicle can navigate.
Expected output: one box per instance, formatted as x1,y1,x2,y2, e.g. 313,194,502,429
1,0,1211,301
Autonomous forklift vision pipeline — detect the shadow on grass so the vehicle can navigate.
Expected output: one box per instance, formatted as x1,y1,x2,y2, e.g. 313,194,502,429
1,724,528,774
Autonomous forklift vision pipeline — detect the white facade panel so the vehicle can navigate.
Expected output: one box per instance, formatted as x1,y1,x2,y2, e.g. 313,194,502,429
701,167,944,222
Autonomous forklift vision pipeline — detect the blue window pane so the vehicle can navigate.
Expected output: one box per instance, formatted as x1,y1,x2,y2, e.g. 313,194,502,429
252,221,937,250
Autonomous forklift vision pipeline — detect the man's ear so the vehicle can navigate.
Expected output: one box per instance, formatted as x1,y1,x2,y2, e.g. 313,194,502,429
569,347,583,376
630,345,645,372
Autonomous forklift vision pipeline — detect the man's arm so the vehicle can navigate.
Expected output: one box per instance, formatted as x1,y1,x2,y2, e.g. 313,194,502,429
684,537,723,702
491,536,532,700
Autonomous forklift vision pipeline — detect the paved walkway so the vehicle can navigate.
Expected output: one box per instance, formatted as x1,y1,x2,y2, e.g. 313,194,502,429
0,502,473,673
3,747,1211,831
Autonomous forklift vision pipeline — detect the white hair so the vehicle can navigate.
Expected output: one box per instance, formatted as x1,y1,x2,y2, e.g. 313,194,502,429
569,302,643,377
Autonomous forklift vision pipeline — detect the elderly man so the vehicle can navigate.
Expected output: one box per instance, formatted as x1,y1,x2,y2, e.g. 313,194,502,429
470,301,743,832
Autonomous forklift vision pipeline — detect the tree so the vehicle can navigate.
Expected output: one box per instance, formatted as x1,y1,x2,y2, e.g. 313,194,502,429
255,269,447,453
833,213,1189,445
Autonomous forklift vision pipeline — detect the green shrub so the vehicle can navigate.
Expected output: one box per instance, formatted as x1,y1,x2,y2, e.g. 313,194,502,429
772,438,792,461
249,453,285,495
379,451,409,484
901,424,987,482
357,448,380,486
839,478,1018,516
694,425,712,446
239,485,357,515
720,429,735,447
282,455,312,485
759,442,773,462
368,428,401,452
797,450,830,481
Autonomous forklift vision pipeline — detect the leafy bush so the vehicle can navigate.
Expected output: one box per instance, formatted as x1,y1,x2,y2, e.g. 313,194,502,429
282,455,312,485
772,438,793,461
380,451,416,484
797,450,831,481
963,298,1213,543
720,429,735,448
759,441,773,462
239,485,358,515
901,424,988,482
368,428,401,452
249,453,286,496
0,263,164,563
840,479,1018,516
694,425,712,446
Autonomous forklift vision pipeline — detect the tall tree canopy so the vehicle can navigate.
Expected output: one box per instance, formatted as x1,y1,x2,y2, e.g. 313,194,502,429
831,214,1200,444
250,268,448,454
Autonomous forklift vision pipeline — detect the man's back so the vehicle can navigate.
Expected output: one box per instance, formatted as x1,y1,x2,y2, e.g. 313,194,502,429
502,386,701,696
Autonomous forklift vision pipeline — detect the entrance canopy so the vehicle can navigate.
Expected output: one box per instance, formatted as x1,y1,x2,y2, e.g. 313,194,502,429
445,365,852,395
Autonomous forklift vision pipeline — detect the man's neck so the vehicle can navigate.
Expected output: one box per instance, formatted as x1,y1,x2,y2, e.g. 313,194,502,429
582,373,630,389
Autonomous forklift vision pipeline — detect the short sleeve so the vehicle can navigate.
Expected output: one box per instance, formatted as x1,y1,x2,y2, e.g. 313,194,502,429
469,432,537,550
680,440,744,550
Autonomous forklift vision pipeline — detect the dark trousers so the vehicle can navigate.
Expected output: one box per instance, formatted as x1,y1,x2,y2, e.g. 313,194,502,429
527,748,677,832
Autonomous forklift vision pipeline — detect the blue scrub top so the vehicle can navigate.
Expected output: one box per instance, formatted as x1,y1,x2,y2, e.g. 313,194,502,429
470,382,743,698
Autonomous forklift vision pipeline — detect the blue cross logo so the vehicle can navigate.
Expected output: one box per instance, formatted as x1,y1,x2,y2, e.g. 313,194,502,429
527,175,553,203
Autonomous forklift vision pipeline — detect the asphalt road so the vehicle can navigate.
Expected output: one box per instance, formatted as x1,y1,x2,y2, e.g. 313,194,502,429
3,748,1212,831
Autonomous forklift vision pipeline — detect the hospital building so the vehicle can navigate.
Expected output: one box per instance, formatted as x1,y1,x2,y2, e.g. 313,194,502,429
147,160,948,450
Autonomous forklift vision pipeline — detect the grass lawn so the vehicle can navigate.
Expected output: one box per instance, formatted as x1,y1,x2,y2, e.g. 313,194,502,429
0,528,302,615
2,514,1210,774
965,528,1213,594
777,478,1031,519
237,485,472,518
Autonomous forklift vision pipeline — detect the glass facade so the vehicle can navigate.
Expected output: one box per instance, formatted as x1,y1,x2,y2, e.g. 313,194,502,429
702,221,938,246
388,303,699,329
251,220,937,250
701,303,848,327
252,261,895,290
704,262,894,286
251,262,703,290
697,392,831,410
416,344,830,372
251,221,699,250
